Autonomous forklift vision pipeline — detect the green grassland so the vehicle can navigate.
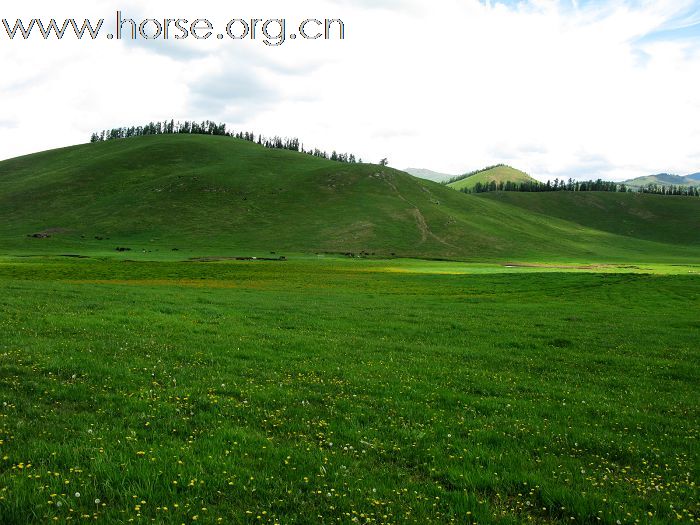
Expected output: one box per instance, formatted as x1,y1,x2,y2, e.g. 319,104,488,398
2,135,698,263
0,135,699,524
0,257,698,524
447,166,536,192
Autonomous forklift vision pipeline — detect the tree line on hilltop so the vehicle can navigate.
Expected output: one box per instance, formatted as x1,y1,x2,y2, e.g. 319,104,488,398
90,120,362,164
461,178,700,197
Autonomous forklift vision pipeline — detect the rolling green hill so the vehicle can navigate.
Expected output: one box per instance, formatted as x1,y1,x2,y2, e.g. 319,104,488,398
447,165,537,191
0,134,698,262
623,172,700,188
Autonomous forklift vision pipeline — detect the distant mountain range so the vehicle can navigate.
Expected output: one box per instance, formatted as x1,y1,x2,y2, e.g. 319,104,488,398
405,165,538,190
408,166,700,189
402,168,454,182
622,173,700,188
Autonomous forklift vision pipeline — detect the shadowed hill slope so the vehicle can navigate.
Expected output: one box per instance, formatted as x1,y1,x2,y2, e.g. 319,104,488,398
477,191,700,247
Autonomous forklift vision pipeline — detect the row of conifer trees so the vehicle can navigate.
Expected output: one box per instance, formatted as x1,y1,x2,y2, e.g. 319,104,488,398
90,120,362,164
462,178,699,196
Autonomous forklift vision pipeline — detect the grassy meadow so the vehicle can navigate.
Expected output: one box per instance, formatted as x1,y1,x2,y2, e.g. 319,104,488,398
0,135,698,523
0,256,698,524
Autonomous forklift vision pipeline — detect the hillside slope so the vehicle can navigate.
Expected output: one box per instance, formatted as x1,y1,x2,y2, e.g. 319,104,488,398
478,191,700,247
448,165,536,191
0,135,698,262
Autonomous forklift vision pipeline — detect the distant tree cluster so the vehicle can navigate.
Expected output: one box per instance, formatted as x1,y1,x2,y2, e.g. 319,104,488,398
636,184,700,197
461,178,699,197
90,120,228,141
90,120,361,164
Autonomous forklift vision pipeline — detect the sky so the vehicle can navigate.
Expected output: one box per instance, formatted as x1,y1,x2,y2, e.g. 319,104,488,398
0,0,699,181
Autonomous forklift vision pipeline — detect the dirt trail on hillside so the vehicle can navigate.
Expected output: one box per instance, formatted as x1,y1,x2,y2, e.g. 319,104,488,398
376,172,458,249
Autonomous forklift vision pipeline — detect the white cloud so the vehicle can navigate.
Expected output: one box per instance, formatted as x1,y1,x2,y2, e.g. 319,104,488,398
0,0,698,181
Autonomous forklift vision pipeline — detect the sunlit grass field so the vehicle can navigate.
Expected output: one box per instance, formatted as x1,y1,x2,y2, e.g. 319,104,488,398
0,257,697,524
